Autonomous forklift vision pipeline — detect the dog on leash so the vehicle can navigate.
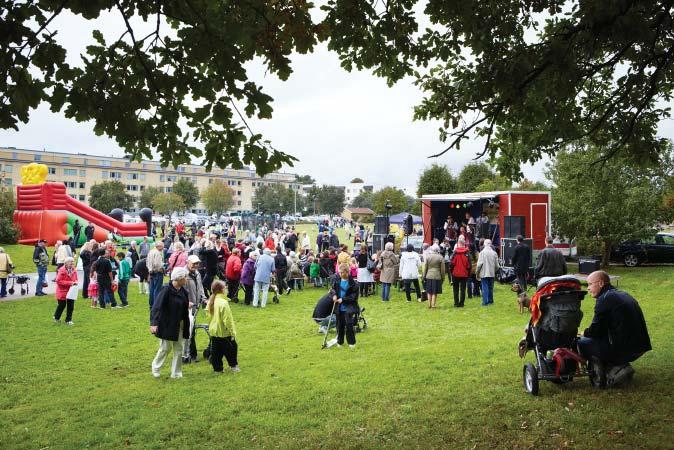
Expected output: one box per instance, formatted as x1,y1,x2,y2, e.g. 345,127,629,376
512,283,531,313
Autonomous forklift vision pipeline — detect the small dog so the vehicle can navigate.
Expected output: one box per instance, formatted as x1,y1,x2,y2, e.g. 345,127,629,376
517,292,531,314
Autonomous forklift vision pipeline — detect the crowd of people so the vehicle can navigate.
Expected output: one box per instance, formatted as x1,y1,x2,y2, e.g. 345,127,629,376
13,212,651,384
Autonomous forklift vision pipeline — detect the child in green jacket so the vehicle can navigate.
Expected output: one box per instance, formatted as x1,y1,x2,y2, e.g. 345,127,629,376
207,280,239,373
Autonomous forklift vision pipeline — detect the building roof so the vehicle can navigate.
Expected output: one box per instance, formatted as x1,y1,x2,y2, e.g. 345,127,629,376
420,191,551,201
344,207,375,214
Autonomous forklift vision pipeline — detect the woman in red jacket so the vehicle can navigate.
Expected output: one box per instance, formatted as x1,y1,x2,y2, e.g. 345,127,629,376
54,257,79,325
449,238,472,308
225,249,243,303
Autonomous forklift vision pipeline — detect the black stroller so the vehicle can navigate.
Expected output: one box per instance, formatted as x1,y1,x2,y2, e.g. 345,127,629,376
520,276,603,395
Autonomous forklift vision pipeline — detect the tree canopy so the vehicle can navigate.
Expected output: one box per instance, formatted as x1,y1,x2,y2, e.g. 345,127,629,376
315,185,345,216
547,144,674,265
0,185,19,243
138,186,162,209
252,184,302,215
88,180,134,213
456,163,500,193
152,192,185,215
4,1,672,177
350,190,374,209
372,187,407,215
295,174,316,185
416,164,456,197
201,180,235,215
172,178,199,211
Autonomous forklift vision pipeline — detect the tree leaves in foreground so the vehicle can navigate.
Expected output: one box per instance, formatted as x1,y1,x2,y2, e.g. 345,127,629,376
547,144,674,265
88,181,134,213
201,180,235,215
3,1,674,178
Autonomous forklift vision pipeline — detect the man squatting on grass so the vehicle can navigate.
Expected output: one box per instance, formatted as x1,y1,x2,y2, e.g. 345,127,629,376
577,270,652,384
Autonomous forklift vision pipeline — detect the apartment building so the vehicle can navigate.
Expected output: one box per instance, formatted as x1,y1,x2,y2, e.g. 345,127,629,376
0,147,299,213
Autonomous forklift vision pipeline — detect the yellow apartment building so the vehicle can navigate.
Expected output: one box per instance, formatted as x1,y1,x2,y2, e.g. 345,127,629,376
0,146,299,213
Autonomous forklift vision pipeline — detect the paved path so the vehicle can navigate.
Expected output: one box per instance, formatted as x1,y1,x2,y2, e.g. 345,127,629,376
1,271,139,302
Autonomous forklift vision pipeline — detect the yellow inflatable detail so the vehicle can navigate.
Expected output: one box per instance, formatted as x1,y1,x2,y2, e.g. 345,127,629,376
20,163,48,185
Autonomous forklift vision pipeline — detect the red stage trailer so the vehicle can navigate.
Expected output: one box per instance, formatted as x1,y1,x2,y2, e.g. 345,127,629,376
420,191,552,251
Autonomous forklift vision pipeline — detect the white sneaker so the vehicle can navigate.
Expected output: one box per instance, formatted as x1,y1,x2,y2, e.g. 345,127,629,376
152,372,161,378
318,326,328,334
349,344,356,349
66,321,74,326
53,317,60,324
170,373,183,379
230,366,241,373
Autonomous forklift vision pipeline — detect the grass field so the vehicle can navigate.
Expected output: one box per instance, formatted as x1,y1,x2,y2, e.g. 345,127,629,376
0,260,672,449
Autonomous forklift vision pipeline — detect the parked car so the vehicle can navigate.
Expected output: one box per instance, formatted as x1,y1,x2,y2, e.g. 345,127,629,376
611,232,674,266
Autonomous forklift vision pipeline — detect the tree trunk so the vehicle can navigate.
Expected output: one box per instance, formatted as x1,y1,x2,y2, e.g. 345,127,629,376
602,240,613,268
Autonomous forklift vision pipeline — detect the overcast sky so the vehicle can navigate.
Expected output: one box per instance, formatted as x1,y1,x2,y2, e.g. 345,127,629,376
0,9,608,193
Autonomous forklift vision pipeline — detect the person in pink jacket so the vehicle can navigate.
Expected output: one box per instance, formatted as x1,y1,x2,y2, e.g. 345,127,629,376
168,242,188,270
54,257,78,325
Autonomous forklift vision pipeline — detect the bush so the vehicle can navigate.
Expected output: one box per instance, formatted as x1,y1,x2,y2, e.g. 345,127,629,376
0,186,19,243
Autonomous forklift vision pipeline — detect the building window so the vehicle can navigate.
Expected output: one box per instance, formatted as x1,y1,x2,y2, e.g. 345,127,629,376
2,178,12,186
102,171,108,179
166,187,173,193
125,162,131,168
62,156,69,163
167,175,176,182
126,185,138,191
238,181,241,186
83,159,88,166
79,195,85,201
79,169,86,177
139,174,145,181
3,164,12,173
139,185,145,191
48,167,56,175
127,173,138,180
237,201,241,206
12,152,17,159
237,190,242,196
160,175,165,182
102,160,111,167
63,168,77,176
178,167,186,173
34,155,42,161
110,171,121,179
209,179,213,184
191,177,197,183
79,182,86,189
64,181,77,188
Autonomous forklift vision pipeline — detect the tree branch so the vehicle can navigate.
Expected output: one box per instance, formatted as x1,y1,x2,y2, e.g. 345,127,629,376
427,114,490,158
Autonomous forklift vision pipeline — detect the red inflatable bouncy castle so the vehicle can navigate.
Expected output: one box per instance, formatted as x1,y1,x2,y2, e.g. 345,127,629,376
14,183,148,246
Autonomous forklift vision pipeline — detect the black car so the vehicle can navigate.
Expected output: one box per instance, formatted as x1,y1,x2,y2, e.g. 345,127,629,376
611,233,674,266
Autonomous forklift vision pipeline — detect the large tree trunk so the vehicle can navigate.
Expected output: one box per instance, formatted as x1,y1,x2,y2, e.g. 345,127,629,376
602,240,613,268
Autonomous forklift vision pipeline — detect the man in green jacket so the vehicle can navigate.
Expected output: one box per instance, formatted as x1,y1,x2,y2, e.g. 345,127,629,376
116,252,131,307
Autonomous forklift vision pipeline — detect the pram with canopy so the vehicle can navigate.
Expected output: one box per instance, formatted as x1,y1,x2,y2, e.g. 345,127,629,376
312,292,367,335
520,276,604,395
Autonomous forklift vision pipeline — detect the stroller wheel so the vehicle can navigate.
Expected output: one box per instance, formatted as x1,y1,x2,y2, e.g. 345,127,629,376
588,358,606,389
523,363,539,396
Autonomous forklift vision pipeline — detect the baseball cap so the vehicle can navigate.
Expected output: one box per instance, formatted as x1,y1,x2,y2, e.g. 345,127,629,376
187,255,201,264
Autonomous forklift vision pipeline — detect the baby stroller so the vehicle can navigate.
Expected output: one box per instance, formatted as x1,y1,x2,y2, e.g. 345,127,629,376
519,276,601,395
8,275,31,296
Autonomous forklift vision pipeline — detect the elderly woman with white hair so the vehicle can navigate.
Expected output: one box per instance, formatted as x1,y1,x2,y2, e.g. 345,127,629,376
54,256,78,325
378,241,399,302
476,238,500,306
168,241,188,270
422,245,445,309
150,267,191,378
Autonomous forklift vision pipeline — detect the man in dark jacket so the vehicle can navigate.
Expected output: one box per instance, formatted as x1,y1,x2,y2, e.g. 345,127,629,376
32,240,49,296
150,267,190,378
578,270,651,386
84,223,95,241
329,232,340,249
274,247,288,293
534,236,567,279
511,235,531,292
330,263,360,348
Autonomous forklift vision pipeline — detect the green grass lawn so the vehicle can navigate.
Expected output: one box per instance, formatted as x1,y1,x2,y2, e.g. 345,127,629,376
0,243,56,274
0,264,672,449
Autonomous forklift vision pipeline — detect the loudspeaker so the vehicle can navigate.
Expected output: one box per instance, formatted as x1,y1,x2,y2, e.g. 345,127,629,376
501,238,533,268
504,216,525,238
374,216,389,234
404,214,414,235
478,223,490,238
372,234,387,253
578,258,600,275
